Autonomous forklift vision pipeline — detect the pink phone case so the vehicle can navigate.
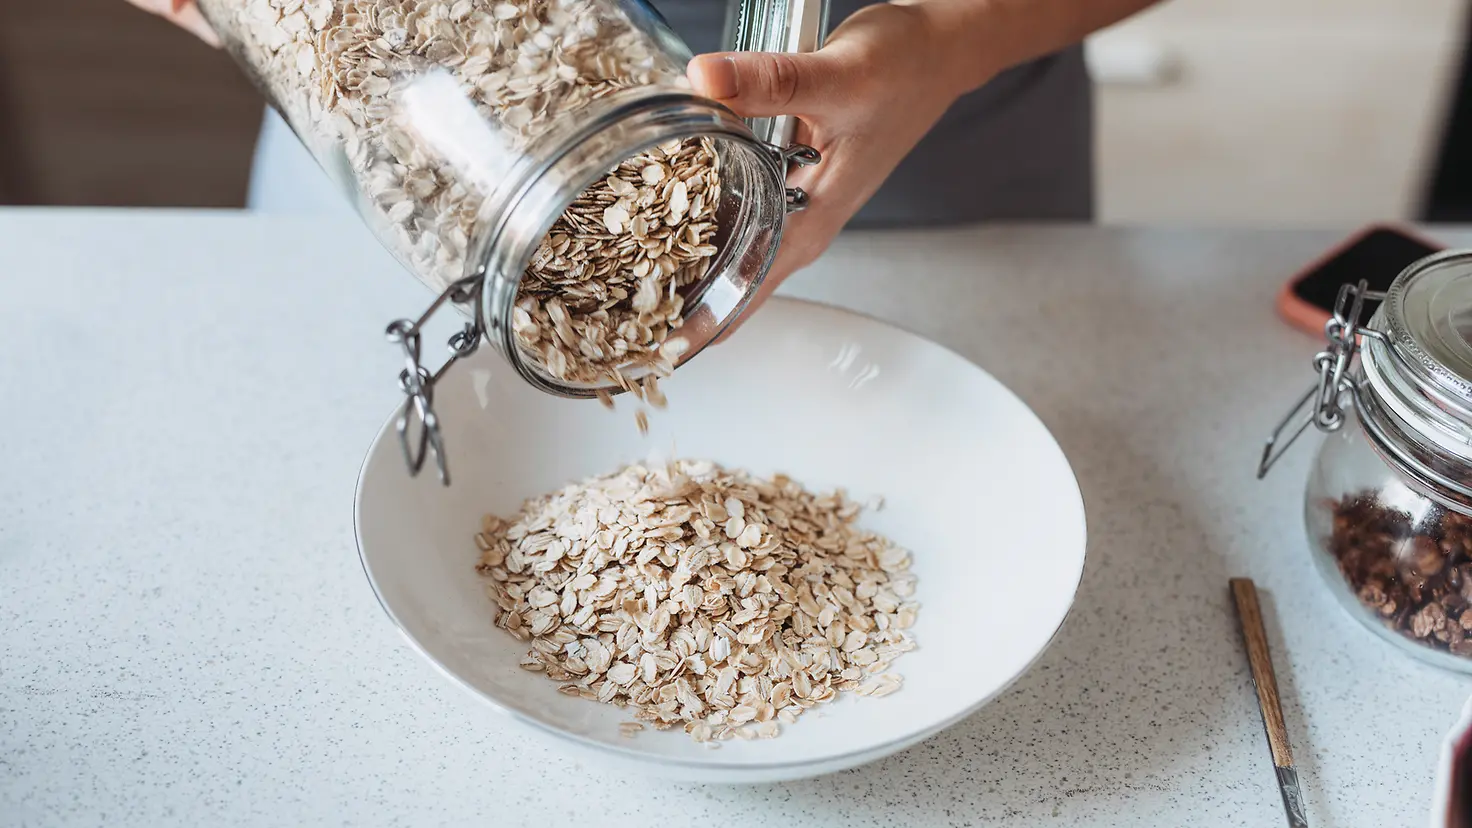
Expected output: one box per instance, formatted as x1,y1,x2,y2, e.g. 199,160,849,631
1275,223,1444,337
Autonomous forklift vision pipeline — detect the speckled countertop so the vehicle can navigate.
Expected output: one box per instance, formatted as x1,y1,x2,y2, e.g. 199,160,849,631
3,210,1470,827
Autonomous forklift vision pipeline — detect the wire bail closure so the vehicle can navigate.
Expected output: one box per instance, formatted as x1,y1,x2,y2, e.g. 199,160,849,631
1257,279,1389,479
385,274,484,486
778,143,821,212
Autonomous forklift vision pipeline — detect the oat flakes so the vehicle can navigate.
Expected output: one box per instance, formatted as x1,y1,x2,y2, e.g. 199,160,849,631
202,0,720,391
475,459,920,741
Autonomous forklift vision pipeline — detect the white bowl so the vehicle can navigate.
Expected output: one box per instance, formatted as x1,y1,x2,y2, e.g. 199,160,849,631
1430,693,1472,827
355,297,1087,783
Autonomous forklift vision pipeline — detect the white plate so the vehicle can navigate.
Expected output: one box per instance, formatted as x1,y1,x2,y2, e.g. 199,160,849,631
355,297,1087,783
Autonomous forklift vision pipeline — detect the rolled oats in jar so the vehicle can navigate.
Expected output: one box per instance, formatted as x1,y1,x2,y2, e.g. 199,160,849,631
202,0,699,289
197,0,824,480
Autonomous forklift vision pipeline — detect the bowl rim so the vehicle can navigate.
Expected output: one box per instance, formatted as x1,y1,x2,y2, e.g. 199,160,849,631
352,295,1089,772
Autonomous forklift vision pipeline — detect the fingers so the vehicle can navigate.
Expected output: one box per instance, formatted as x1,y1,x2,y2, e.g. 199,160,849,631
687,51,844,119
709,116,839,344
713,210,828,344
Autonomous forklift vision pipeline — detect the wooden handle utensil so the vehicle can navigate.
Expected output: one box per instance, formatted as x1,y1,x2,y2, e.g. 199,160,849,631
1230,577,1308,828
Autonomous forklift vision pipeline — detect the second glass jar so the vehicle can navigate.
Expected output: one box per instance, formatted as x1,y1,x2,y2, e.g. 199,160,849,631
1264,250,1472,672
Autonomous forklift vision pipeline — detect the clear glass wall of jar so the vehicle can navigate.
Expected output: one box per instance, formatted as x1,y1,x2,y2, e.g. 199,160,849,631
1305,398,1472,671
196,0,824,482
199,0,702,288
195,0,813,390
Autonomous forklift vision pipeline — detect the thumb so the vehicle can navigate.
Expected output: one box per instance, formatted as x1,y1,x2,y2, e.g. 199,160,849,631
687,51,839,118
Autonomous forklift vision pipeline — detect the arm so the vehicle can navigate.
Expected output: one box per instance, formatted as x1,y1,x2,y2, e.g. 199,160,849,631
689,0,1164,335
913,0,1165,96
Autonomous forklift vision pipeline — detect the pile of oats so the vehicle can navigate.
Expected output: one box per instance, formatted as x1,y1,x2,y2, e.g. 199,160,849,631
475,460,920,743
513,138,720,388
202,0,720,388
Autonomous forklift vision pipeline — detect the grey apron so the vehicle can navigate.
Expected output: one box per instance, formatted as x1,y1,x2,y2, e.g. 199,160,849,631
655,0,1095,225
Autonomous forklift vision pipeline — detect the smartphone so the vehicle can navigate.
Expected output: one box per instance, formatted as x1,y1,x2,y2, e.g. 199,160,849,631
1277,224,1444,336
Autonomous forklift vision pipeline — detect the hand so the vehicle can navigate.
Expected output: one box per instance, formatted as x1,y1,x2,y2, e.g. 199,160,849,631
687,2,982,337
124,0,220,46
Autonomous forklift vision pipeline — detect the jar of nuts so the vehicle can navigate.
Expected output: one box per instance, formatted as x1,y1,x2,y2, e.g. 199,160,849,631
195,0,826,481
1261,250,1472,671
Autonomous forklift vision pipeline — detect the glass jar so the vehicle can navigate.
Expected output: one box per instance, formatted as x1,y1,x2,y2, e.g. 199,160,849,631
1262,250,1472,672
195,0,825,481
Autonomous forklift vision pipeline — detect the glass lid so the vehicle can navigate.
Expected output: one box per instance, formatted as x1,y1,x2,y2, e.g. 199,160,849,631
1382,250,1472,403
1258,248,1472,480
1362,250,1472,460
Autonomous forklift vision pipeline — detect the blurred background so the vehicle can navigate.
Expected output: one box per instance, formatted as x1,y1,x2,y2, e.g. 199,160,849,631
2,0,1469,224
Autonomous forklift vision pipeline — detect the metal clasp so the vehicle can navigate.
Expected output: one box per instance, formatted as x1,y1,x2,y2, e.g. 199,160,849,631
1257,279,1388,478
384,275,484,486
770,142,820,213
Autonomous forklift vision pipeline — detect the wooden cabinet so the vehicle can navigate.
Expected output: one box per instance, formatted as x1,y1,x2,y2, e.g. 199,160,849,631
0,0,262,206
1090,0,1469,224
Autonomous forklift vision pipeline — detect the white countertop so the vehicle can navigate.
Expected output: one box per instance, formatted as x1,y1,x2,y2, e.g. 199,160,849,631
3,210,1470,827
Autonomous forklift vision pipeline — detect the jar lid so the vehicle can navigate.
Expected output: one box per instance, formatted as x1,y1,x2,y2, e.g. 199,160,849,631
1363,250,1472,458
1383,250,1472,397
1258,248,1472,482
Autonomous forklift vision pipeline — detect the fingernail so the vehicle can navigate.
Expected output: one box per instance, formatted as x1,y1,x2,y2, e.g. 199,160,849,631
698,56,740,100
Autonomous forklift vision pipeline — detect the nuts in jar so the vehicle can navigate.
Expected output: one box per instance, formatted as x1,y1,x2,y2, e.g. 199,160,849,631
1328,492,1472,656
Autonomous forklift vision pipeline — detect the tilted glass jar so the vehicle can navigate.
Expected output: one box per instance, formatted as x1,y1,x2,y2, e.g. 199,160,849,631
195,0,826,482
1261,250,1472,672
